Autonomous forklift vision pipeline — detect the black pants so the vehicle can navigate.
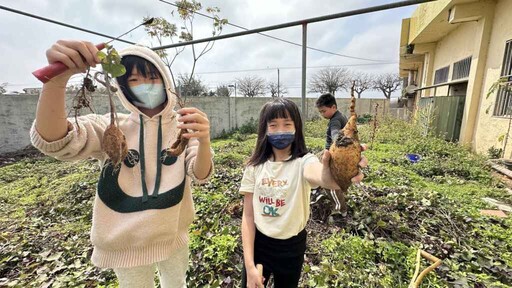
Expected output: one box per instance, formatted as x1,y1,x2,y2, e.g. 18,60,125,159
241,229,307,288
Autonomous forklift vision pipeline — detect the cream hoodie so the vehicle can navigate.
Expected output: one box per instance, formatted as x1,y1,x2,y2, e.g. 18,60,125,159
30,45,213,268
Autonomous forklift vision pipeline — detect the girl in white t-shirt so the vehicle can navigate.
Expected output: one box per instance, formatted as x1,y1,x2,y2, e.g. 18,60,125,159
239,98,367,288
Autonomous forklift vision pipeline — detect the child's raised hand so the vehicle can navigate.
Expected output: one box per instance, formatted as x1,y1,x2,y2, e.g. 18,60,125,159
45,40,101,81
320,150,341,190
321,144,368,187
176,107,211,144
351,144,368,184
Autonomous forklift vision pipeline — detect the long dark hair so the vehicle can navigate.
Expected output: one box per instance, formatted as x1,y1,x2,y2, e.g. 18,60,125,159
116,55,162,103
246,98,308,166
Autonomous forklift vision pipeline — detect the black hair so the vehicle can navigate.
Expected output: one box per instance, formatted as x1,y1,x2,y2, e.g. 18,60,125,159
247,98,308,166
116,55,162,103
315,93,337,108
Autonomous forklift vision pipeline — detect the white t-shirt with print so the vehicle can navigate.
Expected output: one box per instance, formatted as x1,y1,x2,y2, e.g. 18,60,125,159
239,153,319,240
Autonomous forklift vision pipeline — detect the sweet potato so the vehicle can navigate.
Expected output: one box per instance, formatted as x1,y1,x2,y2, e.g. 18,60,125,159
100,72,128,167
329,83,361,192
166,128,189,157
103,123,128,167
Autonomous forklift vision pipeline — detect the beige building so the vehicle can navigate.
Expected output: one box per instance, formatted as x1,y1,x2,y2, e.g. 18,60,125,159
399,0,512,157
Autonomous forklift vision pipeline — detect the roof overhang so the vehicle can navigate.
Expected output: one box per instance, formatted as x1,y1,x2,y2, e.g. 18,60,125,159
399,0,483,76
408,0,481,44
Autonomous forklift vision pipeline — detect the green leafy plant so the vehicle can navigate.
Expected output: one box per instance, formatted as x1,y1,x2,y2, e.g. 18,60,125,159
237,117,258,135
2,117,512,287
488,145,504,159
96,44,126,78
357,113,372,124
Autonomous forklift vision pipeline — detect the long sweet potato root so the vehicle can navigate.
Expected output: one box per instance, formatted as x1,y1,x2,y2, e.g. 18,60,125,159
167,128,189,157
100,72,128,167
329,83,361,192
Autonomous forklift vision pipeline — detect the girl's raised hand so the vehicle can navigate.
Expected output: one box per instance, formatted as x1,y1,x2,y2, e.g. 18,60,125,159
45,40,101,82
176,107,211,144
321,144,368,187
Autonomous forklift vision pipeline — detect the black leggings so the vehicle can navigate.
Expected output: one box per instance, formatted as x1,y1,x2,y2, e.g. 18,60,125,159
241,229,307,288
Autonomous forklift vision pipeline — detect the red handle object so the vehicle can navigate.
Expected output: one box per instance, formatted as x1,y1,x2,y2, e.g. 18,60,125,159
32,43,106,83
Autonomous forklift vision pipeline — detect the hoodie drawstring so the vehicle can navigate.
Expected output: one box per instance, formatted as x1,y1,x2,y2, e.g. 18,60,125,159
152,116,163,198
139,115,163,203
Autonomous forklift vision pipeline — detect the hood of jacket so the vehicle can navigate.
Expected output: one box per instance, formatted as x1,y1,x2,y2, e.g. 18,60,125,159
113,44,178,122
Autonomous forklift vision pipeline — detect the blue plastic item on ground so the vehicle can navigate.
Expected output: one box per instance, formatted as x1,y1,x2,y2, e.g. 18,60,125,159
406,153,421,163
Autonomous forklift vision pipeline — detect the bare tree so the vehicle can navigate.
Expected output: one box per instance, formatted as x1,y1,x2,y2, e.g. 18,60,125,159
268,82,288,97
351,72,373,98
143,17,181,88
216,85,231,97
0,83,8,95
143,1,228,95
176,1,227,89
308,67,350,96
177,74,207,97
373,73,401,99
237,76,266,97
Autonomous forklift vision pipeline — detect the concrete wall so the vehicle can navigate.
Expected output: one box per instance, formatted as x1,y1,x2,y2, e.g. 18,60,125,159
0,93,388,153
456,0,495,146
474,0,512,157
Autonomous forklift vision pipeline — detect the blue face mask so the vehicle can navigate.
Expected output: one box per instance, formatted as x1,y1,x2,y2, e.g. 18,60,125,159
267,131,295,150
130,84,166,109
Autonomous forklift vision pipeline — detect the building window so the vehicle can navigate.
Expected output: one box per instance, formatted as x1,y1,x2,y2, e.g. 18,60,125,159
434,66,449,84
493,84,512,116
452,57,472,80
500,40,512,78
493,40,512,117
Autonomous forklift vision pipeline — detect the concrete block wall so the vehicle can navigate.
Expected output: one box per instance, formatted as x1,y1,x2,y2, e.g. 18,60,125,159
0,93,388,153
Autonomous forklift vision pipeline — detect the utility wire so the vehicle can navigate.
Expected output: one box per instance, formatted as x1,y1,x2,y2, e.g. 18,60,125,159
0,5,136,45
159,0,392,62
195,62,397,75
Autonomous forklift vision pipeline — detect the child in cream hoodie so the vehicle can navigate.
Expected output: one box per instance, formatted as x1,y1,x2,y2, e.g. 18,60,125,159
31,40,214,287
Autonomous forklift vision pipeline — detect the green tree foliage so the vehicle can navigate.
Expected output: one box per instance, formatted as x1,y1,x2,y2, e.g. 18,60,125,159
216,85,231,97
176,73,207,97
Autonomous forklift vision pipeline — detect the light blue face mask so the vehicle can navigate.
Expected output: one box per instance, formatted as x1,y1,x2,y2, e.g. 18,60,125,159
130,83,166,109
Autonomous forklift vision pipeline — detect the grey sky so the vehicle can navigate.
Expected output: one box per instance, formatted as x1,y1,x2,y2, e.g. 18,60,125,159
0,0,417,97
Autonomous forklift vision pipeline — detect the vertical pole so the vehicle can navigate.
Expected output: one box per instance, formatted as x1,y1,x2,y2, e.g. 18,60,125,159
301,23,307,124
228,88,231,130
277,68,280,97
234,83,237,128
